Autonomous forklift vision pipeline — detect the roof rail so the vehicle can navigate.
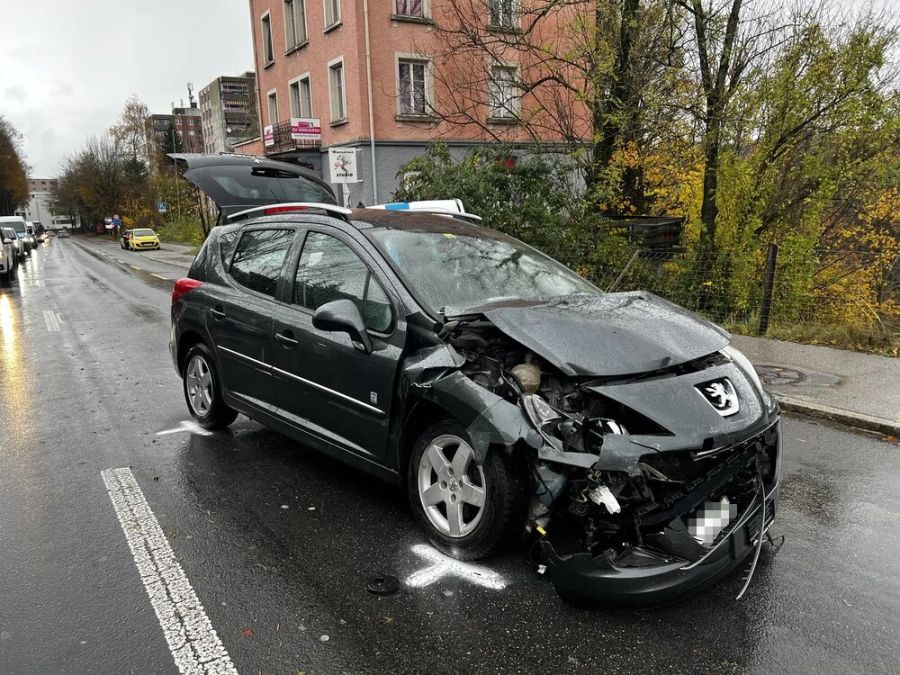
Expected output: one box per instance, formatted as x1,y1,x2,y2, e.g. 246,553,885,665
228,202,353,223
377,207,483,224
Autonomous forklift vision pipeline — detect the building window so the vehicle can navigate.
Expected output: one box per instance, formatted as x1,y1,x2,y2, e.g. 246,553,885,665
290,76,313,118
261,12,274,63
284,0,307,48
398,59,428,116
395,0,424,17
489,64,519,119
329,60,345,121
324,0,340,28
268,90,279,124
489,0,515,28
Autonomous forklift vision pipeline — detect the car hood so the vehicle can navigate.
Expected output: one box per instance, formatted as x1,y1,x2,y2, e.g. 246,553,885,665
470,292,730,377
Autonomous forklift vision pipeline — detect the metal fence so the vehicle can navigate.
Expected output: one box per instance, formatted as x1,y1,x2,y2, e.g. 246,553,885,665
594,246,899,346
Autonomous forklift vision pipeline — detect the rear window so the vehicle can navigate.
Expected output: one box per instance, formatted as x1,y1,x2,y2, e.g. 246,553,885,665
204,166,335,205
134,229,156,236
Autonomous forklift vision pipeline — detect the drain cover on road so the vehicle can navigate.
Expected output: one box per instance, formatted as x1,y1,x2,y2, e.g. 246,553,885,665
754,365,806,387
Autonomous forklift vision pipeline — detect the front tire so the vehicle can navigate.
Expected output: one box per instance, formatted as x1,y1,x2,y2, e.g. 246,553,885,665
407,420,530,560
182,343,237,430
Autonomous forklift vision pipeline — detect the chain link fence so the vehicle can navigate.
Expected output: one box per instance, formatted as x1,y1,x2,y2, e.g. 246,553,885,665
590,246,899,350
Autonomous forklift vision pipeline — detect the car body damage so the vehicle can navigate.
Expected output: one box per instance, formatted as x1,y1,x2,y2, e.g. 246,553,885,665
400,292,782,607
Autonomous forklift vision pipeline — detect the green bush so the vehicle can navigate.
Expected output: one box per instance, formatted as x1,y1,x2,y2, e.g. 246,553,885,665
393,142,640,282
156,214,205,247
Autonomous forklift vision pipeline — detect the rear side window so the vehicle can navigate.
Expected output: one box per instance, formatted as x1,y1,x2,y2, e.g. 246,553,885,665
293,232,392,332
219,230,240,265
229,229,294,297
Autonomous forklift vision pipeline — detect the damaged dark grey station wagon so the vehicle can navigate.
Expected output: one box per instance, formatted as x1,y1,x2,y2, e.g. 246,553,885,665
170,154,782,606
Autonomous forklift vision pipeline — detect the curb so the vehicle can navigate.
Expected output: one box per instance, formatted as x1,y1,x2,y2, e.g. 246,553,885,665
773,393,899,436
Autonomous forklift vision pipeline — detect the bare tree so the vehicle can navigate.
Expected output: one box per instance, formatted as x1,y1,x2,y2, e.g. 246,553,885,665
110,95,150,163
422,0,684,208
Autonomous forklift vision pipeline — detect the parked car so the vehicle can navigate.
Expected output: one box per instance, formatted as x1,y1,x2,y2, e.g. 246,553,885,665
121,229,133,249
0,228,18,282
169,155,781,607
25,222,37,248
127,228,160,251
2,226,27,261
0,216,33,254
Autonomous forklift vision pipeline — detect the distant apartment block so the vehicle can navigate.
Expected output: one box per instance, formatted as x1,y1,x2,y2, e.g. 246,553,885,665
244,0,537,205
200,73,260,154
145,107,204,171
17,179,75,229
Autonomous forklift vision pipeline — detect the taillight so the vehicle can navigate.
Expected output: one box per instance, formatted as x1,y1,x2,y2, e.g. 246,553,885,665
264,205,307,216
172,278,204,304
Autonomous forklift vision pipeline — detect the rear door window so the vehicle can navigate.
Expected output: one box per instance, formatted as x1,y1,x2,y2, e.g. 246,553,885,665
229,229,295,297
293,232,393,332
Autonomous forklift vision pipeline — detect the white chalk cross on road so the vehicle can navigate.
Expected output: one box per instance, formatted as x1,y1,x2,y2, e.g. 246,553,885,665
156,420,213,437
101,468,237,674
406,544,507,590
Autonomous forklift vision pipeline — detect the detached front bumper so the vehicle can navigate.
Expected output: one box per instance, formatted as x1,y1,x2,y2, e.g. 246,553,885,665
540,483,779,608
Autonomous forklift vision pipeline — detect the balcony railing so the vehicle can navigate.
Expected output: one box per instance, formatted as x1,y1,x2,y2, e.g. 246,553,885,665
265,119,320,155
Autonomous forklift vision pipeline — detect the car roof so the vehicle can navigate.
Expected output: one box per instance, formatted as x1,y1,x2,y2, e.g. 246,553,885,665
221,207,502,242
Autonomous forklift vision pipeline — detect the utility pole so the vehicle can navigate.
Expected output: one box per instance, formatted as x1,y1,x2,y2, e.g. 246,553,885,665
172,128,181,218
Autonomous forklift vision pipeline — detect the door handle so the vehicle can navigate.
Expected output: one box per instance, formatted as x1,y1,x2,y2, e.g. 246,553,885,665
276,331,299,347
210,306,226,319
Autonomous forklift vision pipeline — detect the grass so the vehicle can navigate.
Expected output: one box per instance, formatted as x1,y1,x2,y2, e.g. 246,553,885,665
155,216,205,248
722,313,899,356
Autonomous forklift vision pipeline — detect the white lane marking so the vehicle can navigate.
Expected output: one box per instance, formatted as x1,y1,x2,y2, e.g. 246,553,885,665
406,544,507,590
129,264,141,270
156,420,213,437
116,259,126,263
101,468,237,674
43,310,61,332
152,273,172,281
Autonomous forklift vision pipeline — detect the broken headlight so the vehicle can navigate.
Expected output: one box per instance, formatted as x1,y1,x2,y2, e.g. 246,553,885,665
522,394,564,451
722,345,772,409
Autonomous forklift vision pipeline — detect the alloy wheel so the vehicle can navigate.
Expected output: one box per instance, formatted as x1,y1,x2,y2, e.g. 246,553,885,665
417,434,487,538
185,354,213,417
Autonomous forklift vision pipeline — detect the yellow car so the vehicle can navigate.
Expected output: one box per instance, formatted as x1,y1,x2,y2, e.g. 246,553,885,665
128,228,161,251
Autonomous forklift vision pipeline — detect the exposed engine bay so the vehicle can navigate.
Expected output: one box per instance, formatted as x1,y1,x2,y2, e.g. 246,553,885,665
434,312,783,605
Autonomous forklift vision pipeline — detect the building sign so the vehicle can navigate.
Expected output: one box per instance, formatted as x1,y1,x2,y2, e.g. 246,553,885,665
263,124,275,147
290,118,321,141
328,148,360,183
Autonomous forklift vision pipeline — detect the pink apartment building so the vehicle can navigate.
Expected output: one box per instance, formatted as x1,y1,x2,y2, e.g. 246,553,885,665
241,0,555,205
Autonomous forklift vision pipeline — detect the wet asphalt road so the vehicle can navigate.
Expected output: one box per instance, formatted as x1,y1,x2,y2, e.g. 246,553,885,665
1,237,898,674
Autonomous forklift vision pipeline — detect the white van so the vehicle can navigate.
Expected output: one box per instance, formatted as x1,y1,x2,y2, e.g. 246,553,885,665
0,216,34,254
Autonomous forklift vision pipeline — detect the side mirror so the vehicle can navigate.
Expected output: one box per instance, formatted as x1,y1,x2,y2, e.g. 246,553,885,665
312,299,373,354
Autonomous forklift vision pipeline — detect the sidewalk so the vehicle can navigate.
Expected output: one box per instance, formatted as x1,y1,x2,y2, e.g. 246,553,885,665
731,334,899,435
79,235,196,270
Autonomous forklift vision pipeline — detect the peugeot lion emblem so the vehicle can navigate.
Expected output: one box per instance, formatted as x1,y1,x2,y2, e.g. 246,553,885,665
696,378,740,416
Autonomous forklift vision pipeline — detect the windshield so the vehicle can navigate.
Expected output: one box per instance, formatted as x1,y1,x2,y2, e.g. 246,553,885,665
368,227,600,315
134,229,155,236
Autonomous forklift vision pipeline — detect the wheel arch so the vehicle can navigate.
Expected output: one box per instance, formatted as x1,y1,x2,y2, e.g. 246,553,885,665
176,328,207,376
399,398,456,478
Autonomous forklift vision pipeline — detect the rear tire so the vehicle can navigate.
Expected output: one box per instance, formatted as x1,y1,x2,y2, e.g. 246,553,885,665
182,343,237,430
407,420,530,560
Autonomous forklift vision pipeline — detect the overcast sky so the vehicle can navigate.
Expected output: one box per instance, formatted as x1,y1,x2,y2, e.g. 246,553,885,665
0,1,254,177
